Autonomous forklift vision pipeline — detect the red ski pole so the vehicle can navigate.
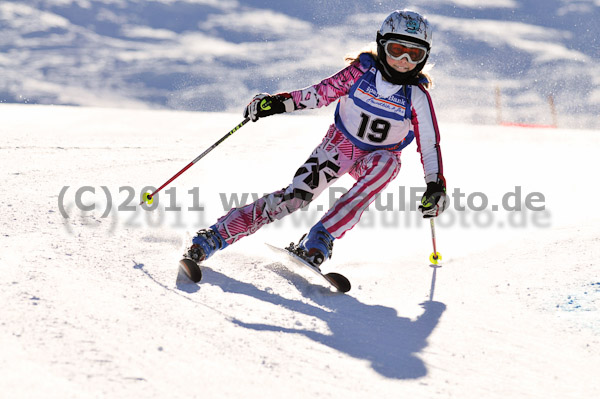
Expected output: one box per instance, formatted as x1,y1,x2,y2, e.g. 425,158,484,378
139,117,251,206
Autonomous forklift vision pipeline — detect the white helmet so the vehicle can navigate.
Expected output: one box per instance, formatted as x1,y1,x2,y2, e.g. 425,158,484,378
378,10,432,48
376,10,432,85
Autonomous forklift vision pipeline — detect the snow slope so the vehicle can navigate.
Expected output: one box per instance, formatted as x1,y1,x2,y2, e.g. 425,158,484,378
1,0,599,128
1,104,599,398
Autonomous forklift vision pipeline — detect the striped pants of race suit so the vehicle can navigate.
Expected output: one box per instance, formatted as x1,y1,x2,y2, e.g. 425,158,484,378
212,124,402,245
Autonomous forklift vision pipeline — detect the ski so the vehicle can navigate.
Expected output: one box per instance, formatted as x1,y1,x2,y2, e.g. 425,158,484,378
178,244,352,293
179,258,202,283
266,243,351,293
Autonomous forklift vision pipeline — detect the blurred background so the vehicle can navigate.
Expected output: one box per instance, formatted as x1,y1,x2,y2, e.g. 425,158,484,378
1,0,598,129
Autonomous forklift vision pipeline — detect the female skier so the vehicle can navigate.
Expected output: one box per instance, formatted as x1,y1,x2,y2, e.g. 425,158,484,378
182,9,448,273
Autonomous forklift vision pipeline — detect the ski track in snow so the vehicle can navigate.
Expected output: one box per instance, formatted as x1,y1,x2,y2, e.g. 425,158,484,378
1,104,599,398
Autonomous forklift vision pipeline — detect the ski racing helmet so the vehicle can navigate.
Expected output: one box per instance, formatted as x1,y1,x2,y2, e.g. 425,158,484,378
376,10,432,85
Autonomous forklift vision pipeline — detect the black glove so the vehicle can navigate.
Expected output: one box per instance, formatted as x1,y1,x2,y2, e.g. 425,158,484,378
418,175,448,218
243,92,294,122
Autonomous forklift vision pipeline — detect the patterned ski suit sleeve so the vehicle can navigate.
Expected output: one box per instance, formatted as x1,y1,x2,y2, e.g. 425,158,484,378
411,84,444,183
289,60,368,110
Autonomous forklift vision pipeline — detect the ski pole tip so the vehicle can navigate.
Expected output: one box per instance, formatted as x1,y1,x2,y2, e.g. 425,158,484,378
141,192,154,206
429,252,442,265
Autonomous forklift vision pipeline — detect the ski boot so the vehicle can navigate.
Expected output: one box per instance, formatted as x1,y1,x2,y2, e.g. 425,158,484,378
293,222,335,269
180,226,228,282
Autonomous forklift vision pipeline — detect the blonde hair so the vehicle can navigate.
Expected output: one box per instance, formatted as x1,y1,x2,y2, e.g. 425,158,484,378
344,42,433,89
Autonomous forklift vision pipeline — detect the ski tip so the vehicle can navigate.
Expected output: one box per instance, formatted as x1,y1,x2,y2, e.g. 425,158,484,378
324,272,351,293
179,258,202,283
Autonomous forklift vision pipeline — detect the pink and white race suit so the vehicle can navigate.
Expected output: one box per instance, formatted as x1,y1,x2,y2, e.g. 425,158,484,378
212,53,443,244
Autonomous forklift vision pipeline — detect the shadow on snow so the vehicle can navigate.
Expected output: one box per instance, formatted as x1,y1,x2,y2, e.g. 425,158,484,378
192,264,446,380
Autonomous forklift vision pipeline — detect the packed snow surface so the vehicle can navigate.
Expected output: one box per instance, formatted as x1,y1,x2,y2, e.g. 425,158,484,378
1,104,599,398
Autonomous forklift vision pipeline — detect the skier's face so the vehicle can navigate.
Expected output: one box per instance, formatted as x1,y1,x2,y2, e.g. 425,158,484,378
386,55,417,73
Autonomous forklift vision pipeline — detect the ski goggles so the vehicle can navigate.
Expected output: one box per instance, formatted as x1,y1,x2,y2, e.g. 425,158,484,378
383,40,428,64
